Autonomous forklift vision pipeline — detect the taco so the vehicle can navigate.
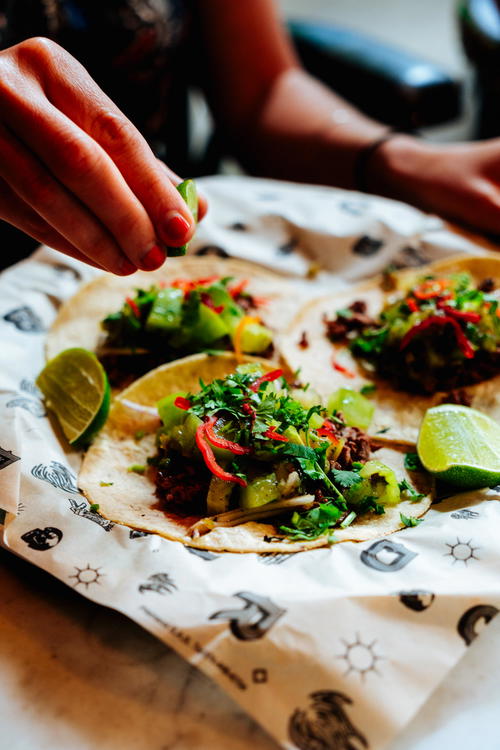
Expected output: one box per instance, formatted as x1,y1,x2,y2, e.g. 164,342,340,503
79,353,431,553
281,255,500,444
46,257,299,385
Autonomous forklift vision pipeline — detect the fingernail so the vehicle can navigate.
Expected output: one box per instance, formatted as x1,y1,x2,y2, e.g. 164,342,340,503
162,211,191,244
141,244,165,271
119,258,137,276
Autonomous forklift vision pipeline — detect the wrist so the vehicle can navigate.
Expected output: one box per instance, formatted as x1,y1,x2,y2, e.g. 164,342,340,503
362,133,431,205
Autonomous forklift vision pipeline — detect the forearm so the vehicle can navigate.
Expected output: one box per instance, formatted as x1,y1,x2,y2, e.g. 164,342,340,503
231,68,389,189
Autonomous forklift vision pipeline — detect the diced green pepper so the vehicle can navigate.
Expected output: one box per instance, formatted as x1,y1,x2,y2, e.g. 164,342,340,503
157,392,188,430
167,179,198,257
239,472,280,509
168,413,203,455
328,388,375,430
189,303,229,344
346,460,400,507
145,287,183,332
238,322,273,354
207,475,234,515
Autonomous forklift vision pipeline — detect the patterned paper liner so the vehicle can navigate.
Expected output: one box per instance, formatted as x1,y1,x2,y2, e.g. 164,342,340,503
1,176,499,750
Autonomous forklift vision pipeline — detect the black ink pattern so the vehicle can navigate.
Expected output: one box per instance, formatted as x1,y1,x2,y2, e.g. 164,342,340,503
195,245,229,258
458,604,499,645
129,529,150,540
229,222,248,231
3,306,44,332
352,236,383,256
339,199,369,217
337,633,385,679
0,447,20,471
278,238,298,255
69,564,104,589
20,379,43,398
31,461,78,493
451,509,480,520
68,498,114,532
361,539,417,572
258,552,297,565
21,526,63,551
399,590,435,612
210,592,285,641
252,668,268,684
289,691,368,750
186,547,218,561
444,537,480,565
52,262,82,280
6,397,46,417
139,572,177,595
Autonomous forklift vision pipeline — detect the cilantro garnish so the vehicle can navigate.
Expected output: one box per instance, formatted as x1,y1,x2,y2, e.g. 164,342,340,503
330,468,363,490
398,479,425,502
279,503,341,541
89,503,100,512
400,513,423,527
404,452,423,471
360,383,376,396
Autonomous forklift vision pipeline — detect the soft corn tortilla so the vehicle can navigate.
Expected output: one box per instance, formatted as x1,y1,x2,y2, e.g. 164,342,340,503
79,353,432,554
281,254,500,445
46,256,299,361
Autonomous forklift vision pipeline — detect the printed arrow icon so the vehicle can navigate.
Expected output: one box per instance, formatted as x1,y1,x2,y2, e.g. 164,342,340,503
0,447,20,471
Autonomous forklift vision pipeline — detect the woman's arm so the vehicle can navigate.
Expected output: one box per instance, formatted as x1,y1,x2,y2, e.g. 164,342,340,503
198,0,500,234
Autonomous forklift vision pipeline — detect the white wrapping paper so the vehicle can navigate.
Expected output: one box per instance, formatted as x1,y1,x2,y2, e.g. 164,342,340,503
1,176,499,750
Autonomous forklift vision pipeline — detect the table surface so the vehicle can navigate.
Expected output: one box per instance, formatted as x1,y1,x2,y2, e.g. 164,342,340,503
2,547,500,750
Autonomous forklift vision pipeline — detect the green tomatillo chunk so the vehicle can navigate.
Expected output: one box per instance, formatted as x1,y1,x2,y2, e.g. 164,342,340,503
328,388,375,430
239,472,280,509
346,460,400,507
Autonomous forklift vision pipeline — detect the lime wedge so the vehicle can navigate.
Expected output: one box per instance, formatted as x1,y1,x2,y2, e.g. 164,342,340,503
417,404,500,489
168,179,198,257
36,348,110,446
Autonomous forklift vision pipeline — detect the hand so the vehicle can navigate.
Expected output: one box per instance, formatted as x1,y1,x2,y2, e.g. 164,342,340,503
369,134,500,236
0,37,207,274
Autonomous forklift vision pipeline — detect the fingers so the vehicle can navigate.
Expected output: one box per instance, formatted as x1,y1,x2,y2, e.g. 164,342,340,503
156,159,209,221
4,94,165,271
0,176,108,270
0,122,136,275
25,39,197,246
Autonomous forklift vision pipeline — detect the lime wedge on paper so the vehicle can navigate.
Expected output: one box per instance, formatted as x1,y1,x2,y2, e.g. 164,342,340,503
167,179,198,257
36,348,110,446
417,404,500,490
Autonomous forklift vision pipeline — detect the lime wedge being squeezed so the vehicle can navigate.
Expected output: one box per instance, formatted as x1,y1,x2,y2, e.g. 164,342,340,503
36,348,110,447
167,179,198,257
417,404,500,490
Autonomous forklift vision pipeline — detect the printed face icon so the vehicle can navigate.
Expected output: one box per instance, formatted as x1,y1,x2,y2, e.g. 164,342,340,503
21,526,63,551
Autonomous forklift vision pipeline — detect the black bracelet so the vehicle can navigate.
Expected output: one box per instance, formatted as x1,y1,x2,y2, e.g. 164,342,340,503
353,131,400,193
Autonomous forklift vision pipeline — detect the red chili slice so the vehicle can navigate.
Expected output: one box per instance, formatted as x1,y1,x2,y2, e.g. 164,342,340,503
317,421,339,444
174,396,192,410
399,315,475,358
438,305,481,323
263,427,289,442
250,369,284,392
125,297,140,318
331,356,356,378
204,416,251,455
407,298,419,313
229,279,249,298
413,278,451,300
200,292,224,314
195,423,247,486
242,402,256,417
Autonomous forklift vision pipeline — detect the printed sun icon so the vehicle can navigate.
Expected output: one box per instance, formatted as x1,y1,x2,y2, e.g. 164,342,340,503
337,633,385,680
444,538,480,565
69,563,104,589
